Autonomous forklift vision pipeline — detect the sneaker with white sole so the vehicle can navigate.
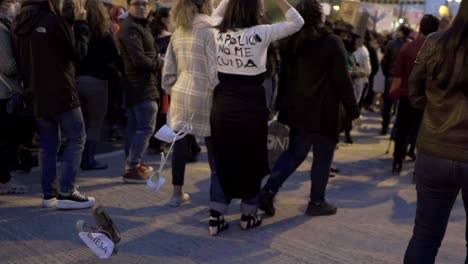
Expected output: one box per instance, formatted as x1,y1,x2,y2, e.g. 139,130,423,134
42,195,57,208
169,193,190,207
0,181,29,195
56,190,95,210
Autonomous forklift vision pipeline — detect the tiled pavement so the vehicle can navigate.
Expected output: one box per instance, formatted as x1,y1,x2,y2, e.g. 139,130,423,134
0,112,465,264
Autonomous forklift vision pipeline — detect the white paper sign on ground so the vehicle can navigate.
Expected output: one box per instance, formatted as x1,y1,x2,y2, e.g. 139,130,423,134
78,232,114,259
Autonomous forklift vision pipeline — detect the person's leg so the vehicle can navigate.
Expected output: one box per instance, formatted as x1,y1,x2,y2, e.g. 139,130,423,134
124,106,136,160
207,136,230,236
55,108,95,209
170,135,192,206
126,100,158,170
393,97,411,174
37,116,60,200
381,77,394,135
459,160,468,264
0,100,12,184
57,108,86,195
259,129,314,216
78,77,109,170
404,152,460,264
306,134,337,216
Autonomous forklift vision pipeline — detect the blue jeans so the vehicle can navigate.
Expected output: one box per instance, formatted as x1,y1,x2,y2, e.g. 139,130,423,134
207,137,258,215
37,107,86,196
125,100,158,170
263,129,336,203
404,152,468,264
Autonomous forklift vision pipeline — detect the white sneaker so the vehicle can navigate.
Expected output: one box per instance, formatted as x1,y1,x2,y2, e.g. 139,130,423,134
42,195,57,208
56,190,95,210
169,193,190,207
0,181,29,195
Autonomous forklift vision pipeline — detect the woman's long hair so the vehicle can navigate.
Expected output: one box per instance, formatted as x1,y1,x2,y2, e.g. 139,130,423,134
150,7,170,37
85,0,111,39
291,0,330,56
435,0,468,93
218,0,262,33
171,0,212,29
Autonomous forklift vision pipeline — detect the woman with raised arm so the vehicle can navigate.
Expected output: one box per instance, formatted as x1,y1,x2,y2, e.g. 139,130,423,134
403,2,468,263
208,0,304,236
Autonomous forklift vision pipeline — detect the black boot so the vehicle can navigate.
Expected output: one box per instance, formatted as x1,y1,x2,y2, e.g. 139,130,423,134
81,141,108,170
258,189,276,216
392,160,402,176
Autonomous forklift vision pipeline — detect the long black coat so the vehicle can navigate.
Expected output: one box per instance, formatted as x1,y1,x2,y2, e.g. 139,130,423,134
276,32,359,144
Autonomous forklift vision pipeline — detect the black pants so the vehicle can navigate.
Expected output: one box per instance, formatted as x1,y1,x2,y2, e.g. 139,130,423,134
0,99,12,183
362,74,376,108
381,77,395,132
171,135,202,186
393,97,423,163
404,152,468,264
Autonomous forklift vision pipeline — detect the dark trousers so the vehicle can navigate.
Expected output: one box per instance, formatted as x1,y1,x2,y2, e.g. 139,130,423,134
362,74,376,108
393,96,423,163
263,129,336,203
404,152,468,264
171,134,202,186
381,77,395,132
0,99,12,183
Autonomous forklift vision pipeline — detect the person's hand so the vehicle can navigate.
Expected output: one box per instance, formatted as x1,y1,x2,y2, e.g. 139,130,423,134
356,70,367,78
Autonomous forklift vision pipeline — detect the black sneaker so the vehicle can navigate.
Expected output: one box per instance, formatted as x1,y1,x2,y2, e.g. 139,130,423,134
258,189,276,216
56,190,95,210
240,214,262,230
208,210,229,236
305,201,337,216
93,206,121,244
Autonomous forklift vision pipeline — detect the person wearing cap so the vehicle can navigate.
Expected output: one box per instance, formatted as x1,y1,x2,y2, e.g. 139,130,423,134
333,21,364,144
117,0,160,183
11,0,95,209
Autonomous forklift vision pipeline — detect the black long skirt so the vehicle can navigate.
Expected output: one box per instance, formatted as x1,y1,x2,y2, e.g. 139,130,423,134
210,73,270,200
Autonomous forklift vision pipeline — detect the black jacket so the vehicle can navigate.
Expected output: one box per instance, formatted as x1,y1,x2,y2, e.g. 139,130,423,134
12,2,89,118
117,15,159,106
276,31,360,144
77,32,123,81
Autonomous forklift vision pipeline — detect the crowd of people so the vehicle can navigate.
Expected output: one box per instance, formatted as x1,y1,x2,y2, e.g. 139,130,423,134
0,0,467,261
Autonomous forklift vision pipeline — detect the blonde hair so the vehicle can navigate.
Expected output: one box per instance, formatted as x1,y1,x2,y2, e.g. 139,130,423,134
85,0,111,38
171,0,213,29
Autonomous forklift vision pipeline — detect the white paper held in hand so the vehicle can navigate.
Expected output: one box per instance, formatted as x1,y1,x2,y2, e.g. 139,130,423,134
78,232,114,259
154,125,186,143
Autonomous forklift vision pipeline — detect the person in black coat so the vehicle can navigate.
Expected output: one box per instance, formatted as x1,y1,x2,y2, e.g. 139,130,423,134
12,0,95,209
258,0,360,217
